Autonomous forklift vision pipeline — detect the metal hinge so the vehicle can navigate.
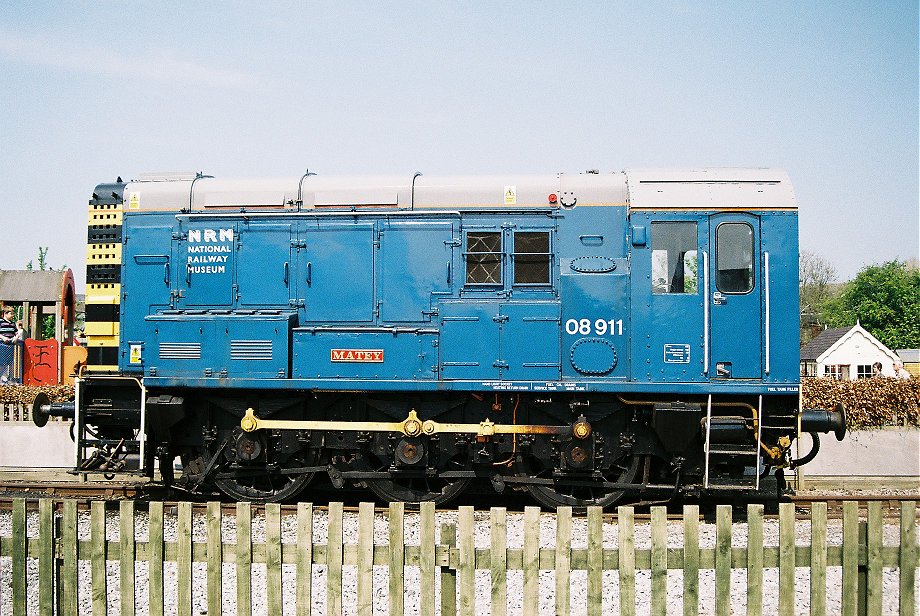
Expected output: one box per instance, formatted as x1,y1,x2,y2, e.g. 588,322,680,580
289,299,305,308
445,238,462,247
492,360,509,369
492,314,509,323
172,231,188,241
291,240,306,249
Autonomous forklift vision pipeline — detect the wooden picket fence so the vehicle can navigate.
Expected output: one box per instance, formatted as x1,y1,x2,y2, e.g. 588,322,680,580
1,499,918,615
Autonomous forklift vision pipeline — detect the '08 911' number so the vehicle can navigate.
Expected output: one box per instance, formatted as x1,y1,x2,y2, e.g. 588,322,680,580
564,319,624,336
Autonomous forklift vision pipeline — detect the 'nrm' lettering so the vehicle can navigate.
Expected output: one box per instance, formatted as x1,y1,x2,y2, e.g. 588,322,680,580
188,229,233,243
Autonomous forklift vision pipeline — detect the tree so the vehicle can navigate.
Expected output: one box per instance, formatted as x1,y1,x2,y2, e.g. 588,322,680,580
23,247,68,339
26,246,65,272
822,260,920,350
799,251,839,342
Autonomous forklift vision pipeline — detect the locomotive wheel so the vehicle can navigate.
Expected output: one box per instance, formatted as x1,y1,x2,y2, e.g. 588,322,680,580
515,452,642,510
205,438,319,503
215,471,313,503
359,443,471,506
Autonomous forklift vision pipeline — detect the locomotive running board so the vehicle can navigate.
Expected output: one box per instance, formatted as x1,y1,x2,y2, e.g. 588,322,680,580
240,407,588,439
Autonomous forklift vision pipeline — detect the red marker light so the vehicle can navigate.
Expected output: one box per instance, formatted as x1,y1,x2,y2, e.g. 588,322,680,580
548,193,558,204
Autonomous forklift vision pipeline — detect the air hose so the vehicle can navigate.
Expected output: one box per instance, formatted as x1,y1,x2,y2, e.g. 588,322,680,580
790,432,821,468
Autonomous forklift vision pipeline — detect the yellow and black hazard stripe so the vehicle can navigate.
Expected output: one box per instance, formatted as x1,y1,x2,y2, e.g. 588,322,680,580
84,181,125,372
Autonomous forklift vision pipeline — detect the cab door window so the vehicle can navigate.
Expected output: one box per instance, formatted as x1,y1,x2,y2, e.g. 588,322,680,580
651,222,698,294
715,222,754,293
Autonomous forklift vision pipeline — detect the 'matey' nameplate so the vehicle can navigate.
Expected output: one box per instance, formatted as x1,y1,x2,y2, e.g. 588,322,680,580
330,349,384,363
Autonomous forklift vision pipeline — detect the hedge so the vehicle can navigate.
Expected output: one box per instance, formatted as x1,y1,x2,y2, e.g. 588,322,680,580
802,377,919,429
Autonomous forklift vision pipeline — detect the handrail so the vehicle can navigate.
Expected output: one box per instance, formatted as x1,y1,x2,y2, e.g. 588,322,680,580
703,250,710,375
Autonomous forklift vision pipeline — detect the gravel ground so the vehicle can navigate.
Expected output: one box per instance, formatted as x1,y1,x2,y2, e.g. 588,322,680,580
0,506,917,615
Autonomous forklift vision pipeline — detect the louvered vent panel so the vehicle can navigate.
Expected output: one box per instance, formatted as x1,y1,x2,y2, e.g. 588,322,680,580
159,343,201,360
231,340,273,361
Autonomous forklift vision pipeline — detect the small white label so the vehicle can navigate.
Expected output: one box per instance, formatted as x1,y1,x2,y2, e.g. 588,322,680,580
663,344,690,364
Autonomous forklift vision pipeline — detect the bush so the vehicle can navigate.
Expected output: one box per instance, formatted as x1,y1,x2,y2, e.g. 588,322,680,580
802,377,920,429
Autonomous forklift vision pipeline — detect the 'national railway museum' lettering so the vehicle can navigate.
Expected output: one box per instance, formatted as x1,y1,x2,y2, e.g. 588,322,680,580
330,349,385,363
187,229,233,275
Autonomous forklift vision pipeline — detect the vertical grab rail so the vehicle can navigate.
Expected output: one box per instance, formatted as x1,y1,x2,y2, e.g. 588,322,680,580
755,394,763,491
139,383,147,473
764,251,771,375
73,378,82,468
703,251,710,375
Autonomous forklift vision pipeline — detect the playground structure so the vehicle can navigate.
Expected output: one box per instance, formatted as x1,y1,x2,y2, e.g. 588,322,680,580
0,269,86,385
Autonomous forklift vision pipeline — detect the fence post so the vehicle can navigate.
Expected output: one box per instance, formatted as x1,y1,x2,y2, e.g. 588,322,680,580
857,520,867,616
809,502,827,616
53,505,63,616
778,503,795,616
420,502,437,616
556,506,572,616
206,501,222,616
865,502,883,615
491,507,508,616
39,499,55,616
60,500,79,615
440,522,457,616
389,501,405,616
266,503,283,615
683,505,700,616
120,501,136,616
900,501,917,616
842,501,858,616
326,501,344,616
296,502,313,616
715,505,732,616
457,506,475,616
357,502,374,616
237,502,253,616
587,506,603,616
177,501,193,616
618,506,636,616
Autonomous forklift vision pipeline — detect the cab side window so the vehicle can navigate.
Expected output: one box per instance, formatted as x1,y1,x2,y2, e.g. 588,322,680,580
465,232,502,285
716,222,754,293
513,231,551,285
651,222,698,294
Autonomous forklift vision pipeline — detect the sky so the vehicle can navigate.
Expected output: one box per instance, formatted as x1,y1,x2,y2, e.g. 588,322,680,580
0,2,917,290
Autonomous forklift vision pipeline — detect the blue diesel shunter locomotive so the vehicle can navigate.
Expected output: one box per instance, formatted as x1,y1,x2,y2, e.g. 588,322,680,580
35,168,844,506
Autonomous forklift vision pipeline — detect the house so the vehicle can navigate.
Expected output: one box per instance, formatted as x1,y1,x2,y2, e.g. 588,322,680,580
897,349,920,377
800,323,901,379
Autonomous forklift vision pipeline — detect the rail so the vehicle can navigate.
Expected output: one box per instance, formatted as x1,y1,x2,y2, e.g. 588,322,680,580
0,499,917,615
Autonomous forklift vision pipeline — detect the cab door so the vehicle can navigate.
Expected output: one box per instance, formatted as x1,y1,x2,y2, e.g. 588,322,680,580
708,214,762,379
629,214,707,383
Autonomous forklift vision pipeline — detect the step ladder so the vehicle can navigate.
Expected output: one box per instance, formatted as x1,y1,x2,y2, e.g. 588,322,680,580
703,394,763,491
